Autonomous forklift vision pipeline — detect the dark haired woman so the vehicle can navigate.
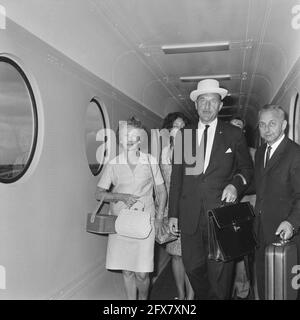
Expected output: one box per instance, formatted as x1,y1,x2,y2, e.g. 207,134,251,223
160,112,194,300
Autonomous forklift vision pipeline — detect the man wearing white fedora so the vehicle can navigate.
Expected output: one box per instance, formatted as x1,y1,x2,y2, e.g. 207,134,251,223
169,79,253,299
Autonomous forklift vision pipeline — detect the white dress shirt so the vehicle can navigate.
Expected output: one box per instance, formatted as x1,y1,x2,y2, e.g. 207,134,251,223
197,118,218,173
264,134,285,167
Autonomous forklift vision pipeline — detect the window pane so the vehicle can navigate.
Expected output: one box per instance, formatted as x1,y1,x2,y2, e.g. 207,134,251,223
0,58,37,182
85,99,106,175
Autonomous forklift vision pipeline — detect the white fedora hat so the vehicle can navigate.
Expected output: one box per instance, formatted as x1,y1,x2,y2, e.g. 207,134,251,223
190,79,228,102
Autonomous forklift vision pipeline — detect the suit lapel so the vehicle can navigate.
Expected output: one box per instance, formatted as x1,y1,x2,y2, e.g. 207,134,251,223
263,136,288,175
204,121,224,175
256,144,266,176
182,124,198,162
184,125,203,178
192,125,198,156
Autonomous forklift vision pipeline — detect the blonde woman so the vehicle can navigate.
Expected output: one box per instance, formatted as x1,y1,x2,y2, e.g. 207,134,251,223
96,117,166,300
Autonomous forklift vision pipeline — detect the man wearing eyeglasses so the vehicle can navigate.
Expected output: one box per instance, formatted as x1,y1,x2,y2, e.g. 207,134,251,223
168,79,253,300
253,104,300,299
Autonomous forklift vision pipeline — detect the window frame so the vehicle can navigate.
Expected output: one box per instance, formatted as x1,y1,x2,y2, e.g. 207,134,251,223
0,56,38,184
293,93,299,144
289,92,300,144
86,97,107,176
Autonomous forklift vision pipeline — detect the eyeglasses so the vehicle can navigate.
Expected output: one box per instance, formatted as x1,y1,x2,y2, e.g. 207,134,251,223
258,120,278,130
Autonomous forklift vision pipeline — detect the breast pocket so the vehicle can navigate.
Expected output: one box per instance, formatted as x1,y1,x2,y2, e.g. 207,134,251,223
218,148,235,173
224,148,234,157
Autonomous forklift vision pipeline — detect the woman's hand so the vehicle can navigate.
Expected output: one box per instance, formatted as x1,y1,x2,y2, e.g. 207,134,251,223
154,217,165,239
121,194,139,208
154,217,163,233
95,188,139,207
168,217,180,236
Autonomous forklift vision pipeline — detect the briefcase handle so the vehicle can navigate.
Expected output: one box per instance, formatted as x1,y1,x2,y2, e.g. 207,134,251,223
90,194,105,223
272,234,292,246
220,200,237,207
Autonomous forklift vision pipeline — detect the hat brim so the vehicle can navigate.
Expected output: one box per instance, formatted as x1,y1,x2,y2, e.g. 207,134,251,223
190,88,228,102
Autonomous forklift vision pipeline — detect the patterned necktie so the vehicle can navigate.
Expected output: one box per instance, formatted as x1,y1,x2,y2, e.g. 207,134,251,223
265,145,272,168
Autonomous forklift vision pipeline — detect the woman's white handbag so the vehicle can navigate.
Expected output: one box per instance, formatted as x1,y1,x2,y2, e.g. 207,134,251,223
115,201,152,239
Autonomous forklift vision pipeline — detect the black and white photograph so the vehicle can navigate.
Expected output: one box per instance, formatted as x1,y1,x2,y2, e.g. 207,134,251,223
0,0,300,307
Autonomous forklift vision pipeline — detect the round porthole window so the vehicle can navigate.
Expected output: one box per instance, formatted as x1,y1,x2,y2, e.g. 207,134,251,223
289,92,299,144
0,56,38,183
85,98,107,176
293,93,299,144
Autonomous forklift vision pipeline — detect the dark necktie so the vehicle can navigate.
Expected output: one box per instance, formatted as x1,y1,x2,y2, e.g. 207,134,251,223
265,145,272,167
170,135,174,148
203,125,209,160
195,125,210,175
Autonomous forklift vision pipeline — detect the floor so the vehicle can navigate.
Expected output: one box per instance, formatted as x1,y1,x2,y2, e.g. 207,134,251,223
149,260,255,300
149,260,178,300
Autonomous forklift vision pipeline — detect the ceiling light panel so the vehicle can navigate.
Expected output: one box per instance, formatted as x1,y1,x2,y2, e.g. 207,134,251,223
161,41,230,54
180,74,232,82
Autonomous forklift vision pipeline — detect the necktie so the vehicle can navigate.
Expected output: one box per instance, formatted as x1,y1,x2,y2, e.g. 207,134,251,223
203,125,209,160
265,145,272,167
170,135,174,148
197,125,210,175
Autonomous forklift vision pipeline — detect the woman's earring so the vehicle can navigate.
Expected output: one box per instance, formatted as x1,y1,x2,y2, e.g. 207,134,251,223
136,145,141,157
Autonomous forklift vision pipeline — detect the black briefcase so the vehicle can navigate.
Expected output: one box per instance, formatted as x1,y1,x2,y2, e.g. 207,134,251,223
208,202,257,262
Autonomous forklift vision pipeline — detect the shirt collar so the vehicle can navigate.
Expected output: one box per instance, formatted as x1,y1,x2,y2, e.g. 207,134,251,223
267,134,285,151
198,117,218,130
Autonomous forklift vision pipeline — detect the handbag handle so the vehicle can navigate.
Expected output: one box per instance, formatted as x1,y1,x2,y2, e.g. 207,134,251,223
90,194,105,223
130,200,145,211
147,155,159,207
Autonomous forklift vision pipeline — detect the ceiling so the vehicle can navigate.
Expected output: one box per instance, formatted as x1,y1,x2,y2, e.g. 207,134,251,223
93,0,300,124
2,0,300,126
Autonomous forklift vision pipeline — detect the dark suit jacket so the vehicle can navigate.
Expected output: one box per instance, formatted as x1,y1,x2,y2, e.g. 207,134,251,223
254,136,300,245
169,120,253,234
